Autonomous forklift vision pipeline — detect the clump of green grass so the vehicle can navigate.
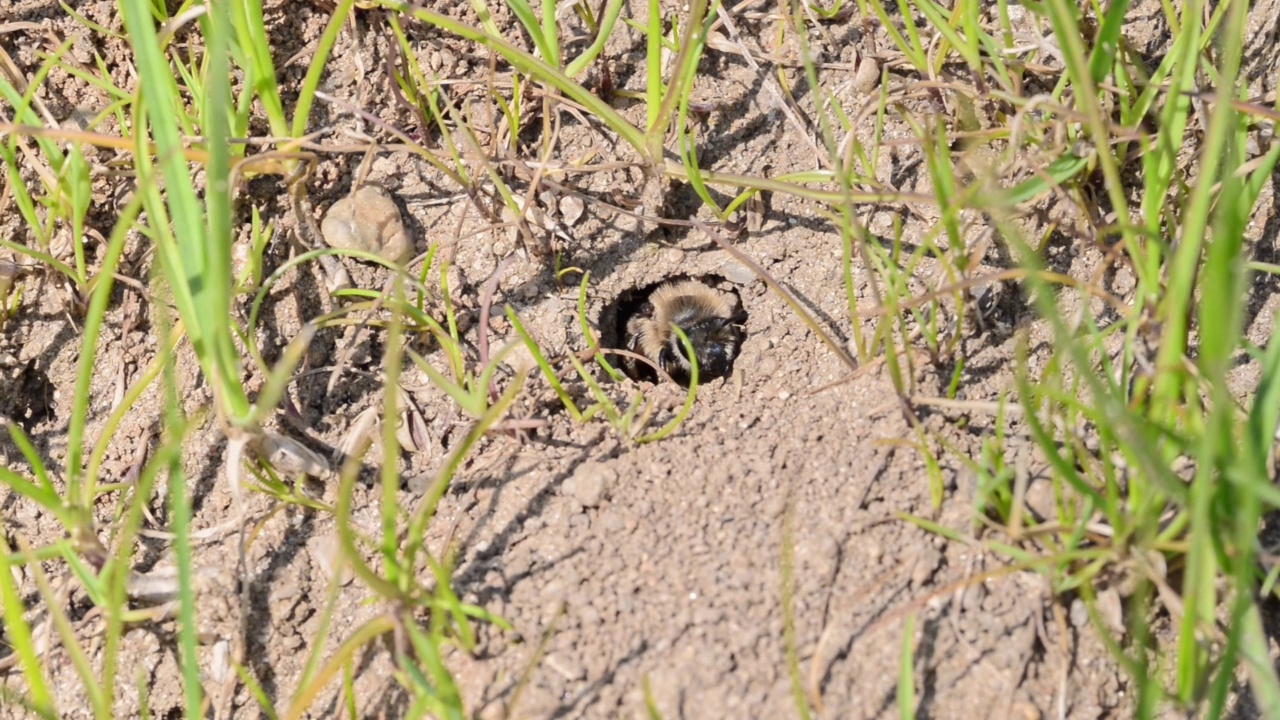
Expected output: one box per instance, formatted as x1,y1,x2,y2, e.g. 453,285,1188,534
827,0,1280,716
0,1,534,717
990,0,1280,702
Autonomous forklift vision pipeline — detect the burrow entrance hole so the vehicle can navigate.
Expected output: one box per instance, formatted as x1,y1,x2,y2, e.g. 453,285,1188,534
598,274,748,385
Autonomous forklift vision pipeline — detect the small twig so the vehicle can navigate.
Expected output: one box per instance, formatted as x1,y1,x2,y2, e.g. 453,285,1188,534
585,347,678,387
908,396,1024,417
490,418,548,431
135,514,257,545
1050,597,1071,720
479,255,517,372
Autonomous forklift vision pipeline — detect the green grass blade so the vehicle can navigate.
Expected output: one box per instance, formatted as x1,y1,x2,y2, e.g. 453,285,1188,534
230,0,289,137
403,371,527,574
163,394,202,716
291,0,357,138
22,539,108,717
4,421,56,500
507,306,583,421
378,284,407,590
120,0,249,422
1237,601,1280,718
62,145,91,284
403,620,465,720
201,0,249,422
897,612,917,719
564,0,624,77
577,272,625,381
498,0,555,68
247,323,316,426
282,615,396,720
645,0,663,131
1088,0,1129,84
635,325,698,443
0,540,55,717
540,0,560,67
780,505,811,720
66,191,142,505
0,145,52,251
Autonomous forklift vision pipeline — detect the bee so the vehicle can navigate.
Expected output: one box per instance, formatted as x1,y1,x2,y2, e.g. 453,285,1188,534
623,280,746,384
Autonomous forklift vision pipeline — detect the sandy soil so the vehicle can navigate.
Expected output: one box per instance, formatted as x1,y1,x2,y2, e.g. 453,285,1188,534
4,0,1280,718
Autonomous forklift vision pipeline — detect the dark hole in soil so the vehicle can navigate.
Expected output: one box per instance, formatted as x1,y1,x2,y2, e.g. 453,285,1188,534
599,274,746,386
4,359,54,432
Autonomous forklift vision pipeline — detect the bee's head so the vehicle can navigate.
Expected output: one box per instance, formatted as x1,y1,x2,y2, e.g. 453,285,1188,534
661,313,745,382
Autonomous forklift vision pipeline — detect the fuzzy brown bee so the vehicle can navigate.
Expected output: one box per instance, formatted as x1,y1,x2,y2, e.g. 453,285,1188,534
623,280,745,384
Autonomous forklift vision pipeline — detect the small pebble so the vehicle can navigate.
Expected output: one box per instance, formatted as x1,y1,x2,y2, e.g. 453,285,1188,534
1022,478,1057,521
439,48,456,72
210,640,233,685
308,532,355,586
962,581,987,613
599,506,626,532
546,654,586,682
270,578,300,603
231,241,252,278
692,604,723,626
1113,267,1136,295
502,343,539,374
454,309,474,334
255,432,330,480
719,260,756,285
1069,598,1088,627
853,56,880,94
406,473,432,495
559,195,585,225
579,604,602,626
541,579,567,602
909,547,941,588
565,461,615,507
755,356,779,377
321,185,413,265
1011,701,1041,720
1095,586,1125,635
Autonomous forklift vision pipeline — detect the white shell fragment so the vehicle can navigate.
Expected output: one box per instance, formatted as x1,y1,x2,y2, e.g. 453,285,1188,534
320,185,414,265
308,532,355,586
504,195,552,236
500,342,538,375
125,565,224,605
336,406,380,465
396,392,432,454
253,432,332,480
559,195,585,225
718,259,756,285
